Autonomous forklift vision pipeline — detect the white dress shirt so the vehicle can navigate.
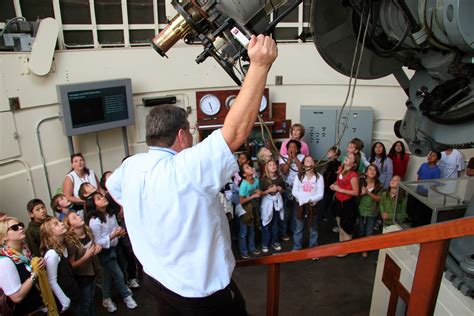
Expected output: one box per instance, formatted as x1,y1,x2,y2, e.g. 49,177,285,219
106,129,238,298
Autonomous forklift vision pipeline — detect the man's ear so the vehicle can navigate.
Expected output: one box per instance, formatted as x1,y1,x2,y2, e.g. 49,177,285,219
177,128,187,144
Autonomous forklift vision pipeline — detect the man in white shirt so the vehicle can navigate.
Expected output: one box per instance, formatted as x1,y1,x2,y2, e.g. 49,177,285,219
106,35,277,315
438,148,465,178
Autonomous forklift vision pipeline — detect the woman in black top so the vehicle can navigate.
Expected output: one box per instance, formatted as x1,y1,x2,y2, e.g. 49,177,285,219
0,217,45,315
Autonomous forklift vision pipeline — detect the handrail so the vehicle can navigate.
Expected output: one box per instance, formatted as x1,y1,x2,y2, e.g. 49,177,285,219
235,217,474,316
237,216,474,267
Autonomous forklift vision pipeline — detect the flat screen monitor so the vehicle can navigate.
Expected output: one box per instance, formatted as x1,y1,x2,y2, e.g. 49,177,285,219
57,78,134,136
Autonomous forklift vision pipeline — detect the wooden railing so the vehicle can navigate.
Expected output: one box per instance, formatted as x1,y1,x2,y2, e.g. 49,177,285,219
236,216,474,316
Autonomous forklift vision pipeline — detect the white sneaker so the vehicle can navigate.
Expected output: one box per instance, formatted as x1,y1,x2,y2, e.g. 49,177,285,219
332,226,340,233
262,246,269,253
128,278,140,289
272,244,282,251
103,298,117,313
123,295,137,309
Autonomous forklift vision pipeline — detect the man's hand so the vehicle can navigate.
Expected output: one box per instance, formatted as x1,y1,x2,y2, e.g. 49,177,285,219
247,35,278,70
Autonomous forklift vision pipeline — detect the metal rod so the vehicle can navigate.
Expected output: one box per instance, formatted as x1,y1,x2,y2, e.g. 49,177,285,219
95,132,104,176
36,115,61,201
264,0,303,35
393,69,410,97
122,126,130,157
0,159,36,197
67,136,75,156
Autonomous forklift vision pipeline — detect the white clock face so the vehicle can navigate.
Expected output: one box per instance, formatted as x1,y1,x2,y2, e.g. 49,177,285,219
259,95,268,112
225,95,237,110
200,94,221,116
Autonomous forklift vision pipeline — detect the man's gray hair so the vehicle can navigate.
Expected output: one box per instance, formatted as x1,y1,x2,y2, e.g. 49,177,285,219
146,105,188,147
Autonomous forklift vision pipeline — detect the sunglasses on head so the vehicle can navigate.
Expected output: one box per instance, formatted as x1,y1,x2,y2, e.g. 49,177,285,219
8,222,25,232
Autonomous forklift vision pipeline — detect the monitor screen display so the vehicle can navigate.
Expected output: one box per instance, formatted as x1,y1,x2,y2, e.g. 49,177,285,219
57,79,134,136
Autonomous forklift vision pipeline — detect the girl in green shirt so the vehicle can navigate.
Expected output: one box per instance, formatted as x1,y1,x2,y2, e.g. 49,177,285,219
380,175,406,226
358,164,383,259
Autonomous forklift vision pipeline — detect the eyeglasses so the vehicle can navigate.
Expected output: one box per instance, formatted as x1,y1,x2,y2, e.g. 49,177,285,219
8,222,25,232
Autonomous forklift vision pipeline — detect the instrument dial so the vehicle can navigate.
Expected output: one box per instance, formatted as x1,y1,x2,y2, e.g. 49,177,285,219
259,95,268,112
199,94,221,116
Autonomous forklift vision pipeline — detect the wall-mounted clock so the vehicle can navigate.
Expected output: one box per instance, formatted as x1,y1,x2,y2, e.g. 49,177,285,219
199,94,221,116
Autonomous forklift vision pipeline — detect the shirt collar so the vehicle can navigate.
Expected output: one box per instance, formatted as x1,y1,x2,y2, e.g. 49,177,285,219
148,146,177,156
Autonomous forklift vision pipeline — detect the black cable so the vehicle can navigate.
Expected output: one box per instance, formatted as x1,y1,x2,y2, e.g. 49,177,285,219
0,17,26,37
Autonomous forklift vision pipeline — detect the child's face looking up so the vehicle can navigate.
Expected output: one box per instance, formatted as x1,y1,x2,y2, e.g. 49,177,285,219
242,163,255,178
267,160,278,174
347,143,357,154
57,195,72,209
238,154,249,166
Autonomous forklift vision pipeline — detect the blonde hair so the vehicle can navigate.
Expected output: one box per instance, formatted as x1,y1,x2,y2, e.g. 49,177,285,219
256,147,272,164
263,160,278,179
63,212,94,251
0,217,18,244
40,217,66,256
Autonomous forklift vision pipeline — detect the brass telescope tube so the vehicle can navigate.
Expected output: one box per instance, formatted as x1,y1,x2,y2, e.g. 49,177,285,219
151,13,191,57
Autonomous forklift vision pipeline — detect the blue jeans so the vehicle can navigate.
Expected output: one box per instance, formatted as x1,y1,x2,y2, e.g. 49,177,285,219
239,222,256,255
358,216,377,238
279,190,296,238
262,211,280,248
98,247,132,299
76,277,96,316
293,206,319,250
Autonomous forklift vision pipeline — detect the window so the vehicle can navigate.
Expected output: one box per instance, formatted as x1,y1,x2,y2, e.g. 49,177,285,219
0,1,16,22
1,0,312,49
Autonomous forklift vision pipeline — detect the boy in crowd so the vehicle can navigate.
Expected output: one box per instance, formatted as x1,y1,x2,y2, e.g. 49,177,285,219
339,138,367,173
25,198,49,256
409,150,442,227
321,146,341,232
50,193,73,221
417,150,441,181
438,148,465,178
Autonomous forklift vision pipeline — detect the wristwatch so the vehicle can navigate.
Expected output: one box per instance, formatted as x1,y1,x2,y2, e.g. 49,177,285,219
30,272,38,283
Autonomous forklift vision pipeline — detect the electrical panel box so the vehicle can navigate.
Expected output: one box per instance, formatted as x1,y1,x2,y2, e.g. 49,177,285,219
300,106,373,160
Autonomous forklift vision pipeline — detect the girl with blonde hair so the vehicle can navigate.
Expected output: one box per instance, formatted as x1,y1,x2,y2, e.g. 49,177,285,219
40,217,80,312
64,212,102,316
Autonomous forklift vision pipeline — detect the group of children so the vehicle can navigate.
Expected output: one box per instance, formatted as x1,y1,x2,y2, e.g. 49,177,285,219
1,162,141,315
229,121,472,261
227,123,420,260
2,124,469,315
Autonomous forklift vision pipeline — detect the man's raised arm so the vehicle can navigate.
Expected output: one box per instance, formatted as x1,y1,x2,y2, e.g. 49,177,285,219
221,35,277,152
